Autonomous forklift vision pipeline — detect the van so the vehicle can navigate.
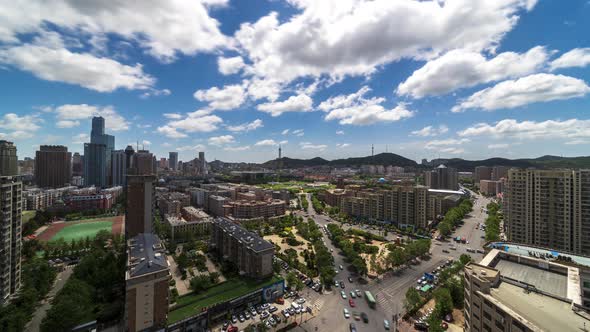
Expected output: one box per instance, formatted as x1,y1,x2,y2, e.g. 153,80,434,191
291,302,301,310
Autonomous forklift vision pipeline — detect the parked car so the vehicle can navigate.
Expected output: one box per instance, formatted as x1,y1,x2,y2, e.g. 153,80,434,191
350,291,356,298
296,298,306,304
384,319,390,330
349,323,357,332
238,314,245,322
231,315,237,324
348,277,354,283
349,299,355,307
343,308,350,319
268,306,278,313
352,311,361,321
339,265,344,270
361,312,369,323
355,289,362,297
442,249,450,253
341,290,347,299
340,281,346,289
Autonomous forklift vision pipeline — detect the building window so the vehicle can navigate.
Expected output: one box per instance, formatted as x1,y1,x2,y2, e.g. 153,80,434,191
483,311,491,320
483,322,491,332
495,319,505,331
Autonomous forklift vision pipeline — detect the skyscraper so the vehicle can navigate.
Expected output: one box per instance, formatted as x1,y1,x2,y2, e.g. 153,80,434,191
72,152,83,177
125,145,135,170
0,140,18,176
199,151,207,175
0,141,22,305
126,150,156,238
89,116,115,186
34,145,72,188
169,152,178,171
424,164,458,190
111,150,127,186
505,169,590,255
84,143,107,187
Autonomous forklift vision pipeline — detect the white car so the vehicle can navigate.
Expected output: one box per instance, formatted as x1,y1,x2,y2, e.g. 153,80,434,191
341,291,348,299
343,308,350,319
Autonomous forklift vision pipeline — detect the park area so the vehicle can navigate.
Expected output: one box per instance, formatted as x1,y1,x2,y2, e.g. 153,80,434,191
36,216,124,242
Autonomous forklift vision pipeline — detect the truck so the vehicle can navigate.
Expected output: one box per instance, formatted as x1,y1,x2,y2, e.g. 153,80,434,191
364,291,376,309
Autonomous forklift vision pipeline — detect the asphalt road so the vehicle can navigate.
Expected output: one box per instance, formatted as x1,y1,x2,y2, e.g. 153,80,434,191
26,266,74,332
291,192,491,332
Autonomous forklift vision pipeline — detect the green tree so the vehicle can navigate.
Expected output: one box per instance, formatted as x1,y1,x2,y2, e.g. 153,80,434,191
459,254,472,265
41,278,94,332
433,287,453,316
404,287,422,311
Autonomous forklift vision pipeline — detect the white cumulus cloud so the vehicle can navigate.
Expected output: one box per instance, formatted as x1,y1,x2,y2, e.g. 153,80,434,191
218,56,246,75
452,74,590,112
550,48,590,71
227,119,263,132
411,125,449,137
194,84,247,111
458,118,590,141
397,46,549,98
257,94,313,117
208,135,235,146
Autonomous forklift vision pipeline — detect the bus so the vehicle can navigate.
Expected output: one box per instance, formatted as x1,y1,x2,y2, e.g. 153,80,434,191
364,291,376,309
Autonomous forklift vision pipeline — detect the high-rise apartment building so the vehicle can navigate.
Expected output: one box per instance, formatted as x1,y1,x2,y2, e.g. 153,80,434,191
210,218,274,278
125,233,170,332
0,142,22,305
0,140,18,176
505,169,590,255
111,150,127,186
424,164,458,190
491,165,510,181
72,152,83,177
126,150,156,238
474,166,492,183
169,152,178,171
34,145,72,188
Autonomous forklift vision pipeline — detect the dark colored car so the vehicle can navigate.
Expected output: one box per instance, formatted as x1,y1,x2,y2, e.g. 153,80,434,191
361,312,369,323
349,323,357,332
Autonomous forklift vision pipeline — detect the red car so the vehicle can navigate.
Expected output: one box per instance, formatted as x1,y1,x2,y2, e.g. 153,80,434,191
349,299,355,307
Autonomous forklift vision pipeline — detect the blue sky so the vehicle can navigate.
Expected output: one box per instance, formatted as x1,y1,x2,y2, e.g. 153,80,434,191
1,0,589,163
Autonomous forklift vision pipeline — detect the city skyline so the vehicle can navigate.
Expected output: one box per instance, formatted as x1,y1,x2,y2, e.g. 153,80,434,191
1,1,590,163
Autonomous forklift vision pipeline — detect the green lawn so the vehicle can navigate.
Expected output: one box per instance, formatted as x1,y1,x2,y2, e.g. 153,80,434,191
168,276,283,324
22,210,36,224
51,221,113,242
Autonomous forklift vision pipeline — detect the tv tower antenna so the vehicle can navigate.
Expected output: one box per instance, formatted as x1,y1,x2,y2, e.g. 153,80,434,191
371,144,374,157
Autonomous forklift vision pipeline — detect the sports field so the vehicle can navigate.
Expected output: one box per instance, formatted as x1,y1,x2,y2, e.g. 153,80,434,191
37,216,124,242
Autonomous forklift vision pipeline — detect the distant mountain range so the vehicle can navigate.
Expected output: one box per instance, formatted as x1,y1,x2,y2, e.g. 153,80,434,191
261,153,590,171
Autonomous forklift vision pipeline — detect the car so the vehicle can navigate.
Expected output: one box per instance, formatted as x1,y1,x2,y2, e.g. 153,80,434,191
442,249,450,253
238,314,245,322
384,319,390,330
352,311,361,321
335,269,339,274
355,289,362,297
348,277,354,283
269,306,278,313
334,280,340,287
350,291,356,298
231,315,237,324
340,281,346,289
450,246,457,250
476,249,485,254
223,321,229,329
250,307,257,316
350,323,357,332
330,248,334,252
349,299,355,307
343,308,350,318
361,312,369,323
282,310,290,318
341,290,348,299
339,265,344,270
244,312,250,319
272,314,282,324
261,311,270,319
296,297,306,304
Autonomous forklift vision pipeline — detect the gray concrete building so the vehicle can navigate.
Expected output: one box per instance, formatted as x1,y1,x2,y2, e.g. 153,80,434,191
125,233,170,332
0,175,22,305
464,248,590,332
210,218,274,279
169,152,178,171
505,169,590,255
34,145,72,188
0,140,18,176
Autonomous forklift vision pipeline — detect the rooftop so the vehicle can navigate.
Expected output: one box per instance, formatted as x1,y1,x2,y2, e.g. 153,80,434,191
489,242,590,268
215,217,274,253
488,281,588,332
127,233,168,279
428,188,465,195
494,259,567,298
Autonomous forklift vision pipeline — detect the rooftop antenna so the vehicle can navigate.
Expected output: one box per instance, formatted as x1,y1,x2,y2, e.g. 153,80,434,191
136,140,139,151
